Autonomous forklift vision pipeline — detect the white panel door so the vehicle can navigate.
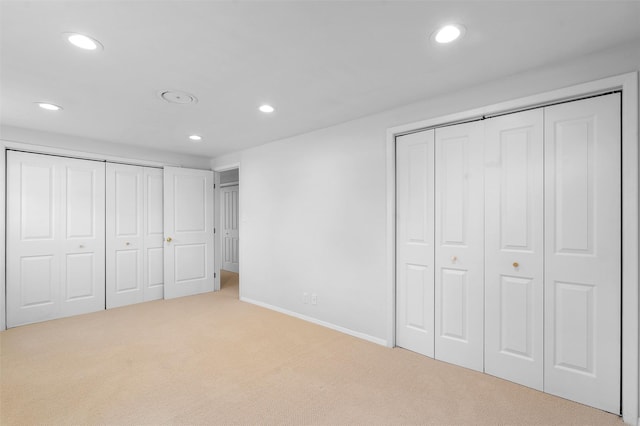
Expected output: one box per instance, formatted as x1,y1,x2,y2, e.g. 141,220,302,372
395,129,435,357
484,109,544,390
221,185,239,273
544,94,621,413
7,151,105,327
163,166,215,299
143,167,164,301
434,121,484,372
106,163,144,308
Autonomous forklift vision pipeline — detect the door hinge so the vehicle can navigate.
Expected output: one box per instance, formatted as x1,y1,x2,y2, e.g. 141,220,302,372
214,228,216,234
214,272,217,278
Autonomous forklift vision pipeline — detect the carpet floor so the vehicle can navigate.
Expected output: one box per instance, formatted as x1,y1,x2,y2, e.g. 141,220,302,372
0,271,623,425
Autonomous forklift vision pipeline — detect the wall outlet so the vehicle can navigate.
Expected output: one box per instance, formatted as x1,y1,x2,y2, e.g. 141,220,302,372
311,293,317,305
303,292,309,304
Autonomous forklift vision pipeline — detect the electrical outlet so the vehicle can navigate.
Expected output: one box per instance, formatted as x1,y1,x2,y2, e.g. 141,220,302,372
311,293,317,305
303,292,309,304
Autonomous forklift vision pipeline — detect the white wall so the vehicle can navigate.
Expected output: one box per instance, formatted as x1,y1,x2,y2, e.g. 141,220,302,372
214,39,640,345
1,125,211,169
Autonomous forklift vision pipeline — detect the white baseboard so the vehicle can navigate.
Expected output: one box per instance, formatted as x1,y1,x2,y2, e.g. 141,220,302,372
240,296,388,347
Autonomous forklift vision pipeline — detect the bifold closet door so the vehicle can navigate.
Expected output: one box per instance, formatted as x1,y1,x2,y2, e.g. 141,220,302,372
143,167,164,301
7,151,105,327
106,164,164,308
484,109,544,390
106,164,144,308
396,129,435,357
434,121,484,372
544,93,621,413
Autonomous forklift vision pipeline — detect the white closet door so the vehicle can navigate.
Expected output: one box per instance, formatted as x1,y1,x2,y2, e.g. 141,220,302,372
221,185,240,273
544,94,621,413
484,109,544,389
163,166,215,299
395,129,435,357
7,151,105,327
434,121,484,372
106,163,144,308
143,167,164,301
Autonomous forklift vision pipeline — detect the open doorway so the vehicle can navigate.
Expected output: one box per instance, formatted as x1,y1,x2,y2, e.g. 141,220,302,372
219,168,239,295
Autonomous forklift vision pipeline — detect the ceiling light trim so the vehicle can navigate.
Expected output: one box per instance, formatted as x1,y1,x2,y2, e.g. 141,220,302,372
35,102,63,111
432,24,466,44
62,32,104,51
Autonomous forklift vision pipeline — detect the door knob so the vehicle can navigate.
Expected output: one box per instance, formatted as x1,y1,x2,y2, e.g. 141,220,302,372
79,245,84,249
166,237,172,242
125,242,130,246
451,256,458,263
513,262,519,268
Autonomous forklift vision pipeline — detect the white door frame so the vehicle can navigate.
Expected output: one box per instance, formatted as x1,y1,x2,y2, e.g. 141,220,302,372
386,72,638,425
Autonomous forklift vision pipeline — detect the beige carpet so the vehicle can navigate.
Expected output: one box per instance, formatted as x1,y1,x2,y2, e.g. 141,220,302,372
0,271,622,425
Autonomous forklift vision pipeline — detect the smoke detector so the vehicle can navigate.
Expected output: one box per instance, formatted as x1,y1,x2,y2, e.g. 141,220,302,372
158,90,198,104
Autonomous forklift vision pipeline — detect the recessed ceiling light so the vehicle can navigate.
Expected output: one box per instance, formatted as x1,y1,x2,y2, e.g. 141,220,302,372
433,24,466,44
189,135,202,142
259,104,275,113
36,102,63,111
63,32,103,50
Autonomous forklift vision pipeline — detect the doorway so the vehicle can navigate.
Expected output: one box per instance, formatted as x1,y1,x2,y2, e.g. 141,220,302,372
218,168,239,294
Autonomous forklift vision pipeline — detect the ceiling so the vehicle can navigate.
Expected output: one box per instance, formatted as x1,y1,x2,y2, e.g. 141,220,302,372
2,1,640,158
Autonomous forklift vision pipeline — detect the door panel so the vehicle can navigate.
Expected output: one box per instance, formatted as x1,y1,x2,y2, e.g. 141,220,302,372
175,175,206,232
434,121,484,372
395,130,435,357
60,158,105,317
221,185,240,273
21,255,55,307
544,93,621,413
7,151,105,327
106,163,144,308
115,250,140,292
164,167,214,299
65,253,95,300
8,154,60,325
21,163,55,240
65,167,96,238
484,109,544,390
144,168,164,301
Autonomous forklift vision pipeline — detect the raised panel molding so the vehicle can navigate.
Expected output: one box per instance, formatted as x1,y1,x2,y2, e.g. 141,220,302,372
66,167,96,239
553,281,595,375
499,275,534,359
408,143,429,243
21,164,55,241
115,250,140,293
20,255,55,306
553,117,594,255
174,175,206,232
175,243,207,282
65,253,95,300
440,268,467,342
147,247,164,288
500,127,533,251
116,171,140,237
440,137,467,246
406,264,428,330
